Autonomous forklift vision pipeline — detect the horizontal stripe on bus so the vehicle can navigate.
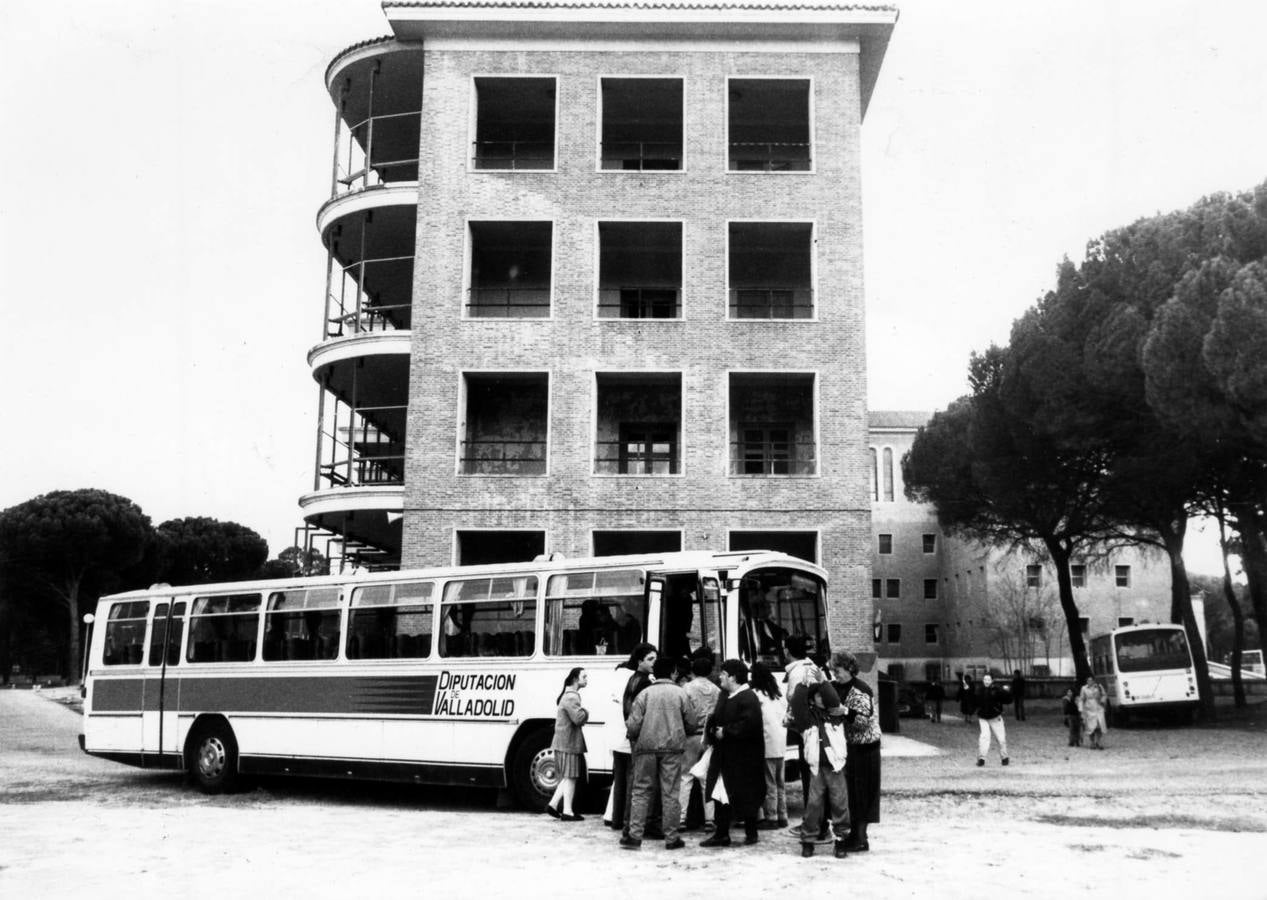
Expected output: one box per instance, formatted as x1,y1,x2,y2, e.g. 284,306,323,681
92,674,439,716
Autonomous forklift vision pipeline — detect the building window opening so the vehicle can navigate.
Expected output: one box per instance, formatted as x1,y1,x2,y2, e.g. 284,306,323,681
924,579,938,600
924,623,939,644
886,623,902,644
598,221,682,318
728,78,811,172
922,533,936,554
1026,564,1042,588
460,373,548,475
467,221,552,318
455,530,546,566
882,447,895,501
728,222,813,319
592,530,682,557
886,579,900,599
472,76,556,170
728,530,818,564
729,373,815,475
600,77,683,171
878,533,892,554
1071,564,1087,588
595,373,681,474
1115,565,1131,588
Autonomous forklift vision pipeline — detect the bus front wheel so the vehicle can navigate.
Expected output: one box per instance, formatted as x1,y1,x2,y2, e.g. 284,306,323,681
510,728,557,809
189,720,241,795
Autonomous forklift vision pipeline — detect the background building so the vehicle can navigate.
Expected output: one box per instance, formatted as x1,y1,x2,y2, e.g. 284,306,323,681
298,1,898,656
869,411,1171,680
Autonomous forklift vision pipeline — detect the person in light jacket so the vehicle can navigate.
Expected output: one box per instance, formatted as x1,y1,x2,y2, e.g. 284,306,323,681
621,656,699,850
1079,676,1108,750
751,661,789,829
546,667,589,821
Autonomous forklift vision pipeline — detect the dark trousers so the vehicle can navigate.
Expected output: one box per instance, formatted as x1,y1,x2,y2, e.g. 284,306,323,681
610,751,631,827
932,699,942,722
714,801,758,842
1014,698,1026,721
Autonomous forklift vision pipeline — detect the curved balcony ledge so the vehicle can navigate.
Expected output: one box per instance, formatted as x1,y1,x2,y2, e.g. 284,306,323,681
299,486,404,557
325,37,420,96
317,184,418,242
308,330,411,371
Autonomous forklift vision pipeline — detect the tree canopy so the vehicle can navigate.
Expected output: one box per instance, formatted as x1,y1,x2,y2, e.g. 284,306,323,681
156,517,269,586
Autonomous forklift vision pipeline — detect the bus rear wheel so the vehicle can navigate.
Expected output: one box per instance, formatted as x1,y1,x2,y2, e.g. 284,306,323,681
510,728,558,810
189,720,241,795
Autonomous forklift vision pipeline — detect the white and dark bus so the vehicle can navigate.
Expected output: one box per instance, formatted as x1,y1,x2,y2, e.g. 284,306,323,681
1088,623,1199,724
79,550,829,807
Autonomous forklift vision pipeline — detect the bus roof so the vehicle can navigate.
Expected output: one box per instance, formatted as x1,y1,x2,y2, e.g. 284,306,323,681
96,549,828,602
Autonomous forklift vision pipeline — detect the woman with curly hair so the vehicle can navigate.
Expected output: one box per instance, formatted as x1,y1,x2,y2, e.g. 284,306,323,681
831,651,881,852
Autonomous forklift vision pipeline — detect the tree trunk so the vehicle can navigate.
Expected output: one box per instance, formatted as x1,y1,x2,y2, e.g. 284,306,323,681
1044,539,1090,682
1218,510,1246,707
1160,522,1215,721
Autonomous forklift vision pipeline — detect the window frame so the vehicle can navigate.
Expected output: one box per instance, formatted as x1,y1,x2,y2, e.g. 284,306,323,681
724,75,816,175
469,74,559,173
724,218,818,322
596,75,686,174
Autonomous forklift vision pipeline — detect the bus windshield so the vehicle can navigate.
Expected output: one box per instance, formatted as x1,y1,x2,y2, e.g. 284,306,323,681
1115,628,1191,673
739,567,828,667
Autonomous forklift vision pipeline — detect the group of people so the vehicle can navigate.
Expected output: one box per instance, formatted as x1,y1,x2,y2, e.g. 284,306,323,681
1062,675,1108,749
545,637,881,860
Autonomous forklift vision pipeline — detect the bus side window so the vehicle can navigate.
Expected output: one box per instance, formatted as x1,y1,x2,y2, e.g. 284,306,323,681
440,577,538,658
104,601,149,666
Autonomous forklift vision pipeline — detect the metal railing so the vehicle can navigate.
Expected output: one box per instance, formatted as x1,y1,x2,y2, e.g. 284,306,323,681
728,141,812,172
316,403,407,489
471,140,555,171
599,141,683,171
333,110,422,196
460,440,548,475
728,288,814,320
597,287,681,319
729,440,817,476
325,255,414,338
465,288,552,318
594,440,679,475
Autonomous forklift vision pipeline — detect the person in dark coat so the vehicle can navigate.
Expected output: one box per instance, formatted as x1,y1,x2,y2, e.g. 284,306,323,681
958,672,976,724
609,643,658,835
700,659,765,848
1011,670,1027,721
926,679,945,722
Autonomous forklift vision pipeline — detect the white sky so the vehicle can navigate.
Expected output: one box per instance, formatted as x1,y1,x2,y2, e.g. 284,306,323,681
2,0,1264,574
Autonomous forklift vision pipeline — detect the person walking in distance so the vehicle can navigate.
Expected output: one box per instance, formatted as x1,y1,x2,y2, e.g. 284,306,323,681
926,678,945,723
750,662,789,829
1011,669,1027,721
546,667,589,821
1079,675,1108,750
974,674,1010,766
701,659,765,848
1062,687,1082,747
621,657,699,850
959,672,976,724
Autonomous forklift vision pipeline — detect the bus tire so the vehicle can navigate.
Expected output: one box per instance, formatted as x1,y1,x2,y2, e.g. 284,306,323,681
509,727,556,810
188,719,241,795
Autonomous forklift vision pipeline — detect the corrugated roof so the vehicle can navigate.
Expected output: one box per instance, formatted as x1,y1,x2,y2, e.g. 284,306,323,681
868,410,931,430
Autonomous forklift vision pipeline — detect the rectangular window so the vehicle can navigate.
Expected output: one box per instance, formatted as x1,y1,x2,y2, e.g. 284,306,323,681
618,423,678,475
886,579,900,599
1079,616,1090,635
728,78,811,172
1071,564,1086,588
262,588,341,661
461,372,549,474
728,222,814,319
440,576,538,658
348,582,435,659
1117,617,1135,628
472,76,556,171
147,602,186,667
878,534,893,555
922,533,936,554
886,623,902,644
103,601,149,666
740,423,793,475
729,373,815,475
924,579,938,600
871,578,882,600
1026,565,1041,588
597,221,682,318
1115,565,1131,588
925,623,939,645
188,594,262,663
544,569,647,656
600,77,683,171
467,221,553,318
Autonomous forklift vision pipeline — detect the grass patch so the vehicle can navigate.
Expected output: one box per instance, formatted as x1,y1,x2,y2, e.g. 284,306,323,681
1038,813,1267,833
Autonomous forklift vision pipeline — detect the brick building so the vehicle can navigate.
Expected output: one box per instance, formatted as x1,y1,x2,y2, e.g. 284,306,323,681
869,411,1172,680
298,1,898,656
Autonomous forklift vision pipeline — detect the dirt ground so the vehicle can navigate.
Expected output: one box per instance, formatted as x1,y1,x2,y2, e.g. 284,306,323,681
2,689,1266,899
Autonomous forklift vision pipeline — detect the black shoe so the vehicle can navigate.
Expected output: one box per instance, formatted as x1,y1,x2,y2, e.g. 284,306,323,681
1001,757,1009,766
843,837,869,852
545,804,560,818
619,836,642,850
743,832,760,846
801,843,815,858
665,838,685,851
834,841,849,859
700,835,731,848
976,758,985,767
756,820,782,831
560,812,583,821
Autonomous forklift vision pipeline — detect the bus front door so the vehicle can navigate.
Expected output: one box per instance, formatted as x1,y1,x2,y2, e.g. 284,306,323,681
650,569,723,670
141,600,185,763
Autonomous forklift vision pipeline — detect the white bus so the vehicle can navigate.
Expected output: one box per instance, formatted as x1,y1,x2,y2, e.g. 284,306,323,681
79,550,829,807
1087,623,1198,724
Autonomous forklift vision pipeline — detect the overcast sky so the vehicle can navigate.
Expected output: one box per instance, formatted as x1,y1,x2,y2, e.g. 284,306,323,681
2,0,1264,573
